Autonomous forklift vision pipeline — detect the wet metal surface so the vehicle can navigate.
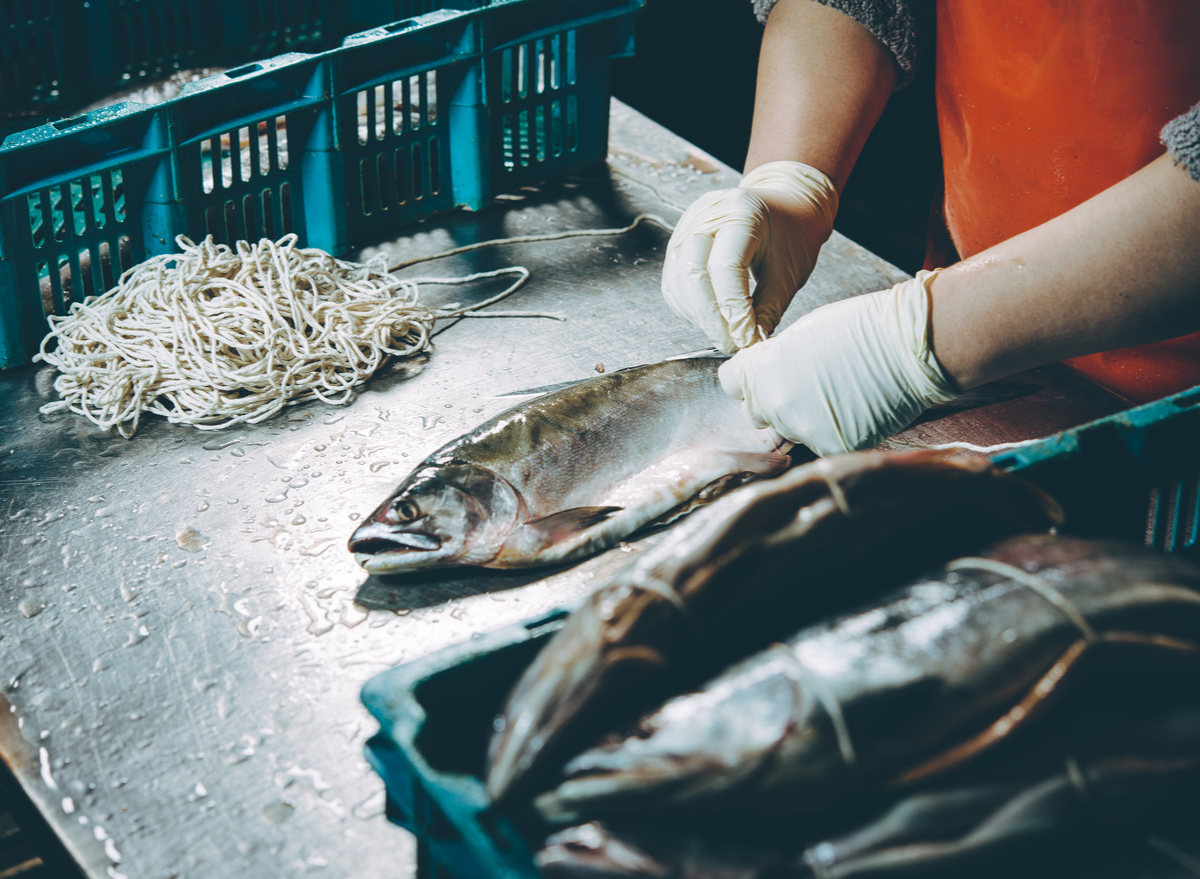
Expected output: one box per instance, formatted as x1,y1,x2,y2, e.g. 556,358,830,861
0,102,1127,878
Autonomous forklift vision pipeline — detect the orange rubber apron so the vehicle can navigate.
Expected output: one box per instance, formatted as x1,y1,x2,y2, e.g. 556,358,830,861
933,2,1200,404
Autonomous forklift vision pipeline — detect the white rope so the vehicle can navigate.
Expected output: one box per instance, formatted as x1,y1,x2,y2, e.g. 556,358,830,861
36,234,440,437
35,215,671,438
946,557,1099,644
925,439,1042,454
387,213,672,270
886,438,1043,455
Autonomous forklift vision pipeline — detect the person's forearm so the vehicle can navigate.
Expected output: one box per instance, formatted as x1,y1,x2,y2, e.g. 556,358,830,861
744,0,896,190
930,152,1200,390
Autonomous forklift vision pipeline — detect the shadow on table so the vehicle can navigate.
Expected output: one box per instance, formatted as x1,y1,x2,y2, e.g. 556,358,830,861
354,563,574,611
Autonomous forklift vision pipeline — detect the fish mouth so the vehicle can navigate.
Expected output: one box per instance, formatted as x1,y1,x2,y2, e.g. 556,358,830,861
349,521,443,570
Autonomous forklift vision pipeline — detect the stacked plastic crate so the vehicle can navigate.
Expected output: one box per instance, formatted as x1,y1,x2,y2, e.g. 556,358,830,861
0,0,642,367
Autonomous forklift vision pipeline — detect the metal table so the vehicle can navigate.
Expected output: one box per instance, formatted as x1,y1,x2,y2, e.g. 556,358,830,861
0,101,1128,879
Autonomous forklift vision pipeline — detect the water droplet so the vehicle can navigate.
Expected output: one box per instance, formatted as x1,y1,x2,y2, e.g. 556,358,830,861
313,444,327,452
288,478,308,489
196,501,210,512
264,492,288,504
298,539,336,558
18,598,45,618
262,801,293,824
230,447,246,458
175,527,208,552
369,461,390,473
236,616,264,639
226,498,239,505
290,515,306,526
348,512,360,521
339,601,369,628
87,496,105,504
201,437,243,452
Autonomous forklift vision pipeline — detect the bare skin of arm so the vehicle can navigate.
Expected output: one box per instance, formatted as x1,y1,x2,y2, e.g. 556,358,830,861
930,152,1200,390
752,0,1200,392
744,0,895,188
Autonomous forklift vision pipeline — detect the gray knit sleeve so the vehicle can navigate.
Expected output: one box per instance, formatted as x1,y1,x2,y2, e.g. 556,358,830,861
1162,102,1200,185
751,0,932,89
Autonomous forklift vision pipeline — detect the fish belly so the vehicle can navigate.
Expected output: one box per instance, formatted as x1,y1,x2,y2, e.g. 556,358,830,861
514,446,792,567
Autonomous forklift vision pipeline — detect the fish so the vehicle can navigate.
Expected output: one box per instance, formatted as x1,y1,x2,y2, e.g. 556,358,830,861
535,686,1200,879
535,820,788,879
349,357,792,574
485,451,1064,803
532,534,1200,823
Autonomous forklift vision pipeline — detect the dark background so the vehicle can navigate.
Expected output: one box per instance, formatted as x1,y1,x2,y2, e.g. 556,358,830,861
611,0,942,275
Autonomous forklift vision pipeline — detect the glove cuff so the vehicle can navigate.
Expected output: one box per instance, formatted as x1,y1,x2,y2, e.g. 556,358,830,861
738,160,839,241
894,269,959,406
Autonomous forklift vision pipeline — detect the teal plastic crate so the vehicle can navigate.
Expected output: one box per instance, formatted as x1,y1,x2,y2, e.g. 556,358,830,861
0,0,642,367
994,384,1200,558
1,0,87,108
0,0,484,115
479,0,637,194
362,611,568,879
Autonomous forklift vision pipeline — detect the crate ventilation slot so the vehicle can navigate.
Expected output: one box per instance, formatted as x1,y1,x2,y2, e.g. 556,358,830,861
500,31,578,171
1147,473,1200,555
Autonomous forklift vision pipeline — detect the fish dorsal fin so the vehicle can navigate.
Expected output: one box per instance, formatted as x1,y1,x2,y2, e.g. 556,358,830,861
523,506,623,543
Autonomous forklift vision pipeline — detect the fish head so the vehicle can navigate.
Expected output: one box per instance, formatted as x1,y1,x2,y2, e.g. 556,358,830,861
349,462,526,573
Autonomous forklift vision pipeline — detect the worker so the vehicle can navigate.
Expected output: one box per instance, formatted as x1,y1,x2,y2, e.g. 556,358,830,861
662,1,1200,456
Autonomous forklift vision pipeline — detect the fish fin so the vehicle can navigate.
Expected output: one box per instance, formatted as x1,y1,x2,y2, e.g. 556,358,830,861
524,506,624,543
728,451,792,476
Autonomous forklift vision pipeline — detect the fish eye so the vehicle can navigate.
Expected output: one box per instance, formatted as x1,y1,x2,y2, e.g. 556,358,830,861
393,500,421,523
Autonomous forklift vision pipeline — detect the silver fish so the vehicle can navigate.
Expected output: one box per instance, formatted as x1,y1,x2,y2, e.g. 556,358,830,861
536,689,1200,879
348,358,792,574
486,451,1063,803
534,535,1200,823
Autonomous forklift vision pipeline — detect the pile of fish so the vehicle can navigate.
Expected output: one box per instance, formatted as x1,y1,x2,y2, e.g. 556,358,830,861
350,357,793,574
476,450,1200,877
536,683,1200,878
486,449,1062,800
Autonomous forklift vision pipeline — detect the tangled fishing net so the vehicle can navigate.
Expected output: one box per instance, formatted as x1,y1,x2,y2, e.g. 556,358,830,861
36,234,441,437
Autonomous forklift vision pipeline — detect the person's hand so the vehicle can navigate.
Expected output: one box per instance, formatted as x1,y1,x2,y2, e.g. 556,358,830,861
718,271,959,456
661,161,838,353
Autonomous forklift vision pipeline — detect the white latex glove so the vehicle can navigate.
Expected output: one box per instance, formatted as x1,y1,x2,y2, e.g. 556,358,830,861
661,160,838,354
718,271,959,456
